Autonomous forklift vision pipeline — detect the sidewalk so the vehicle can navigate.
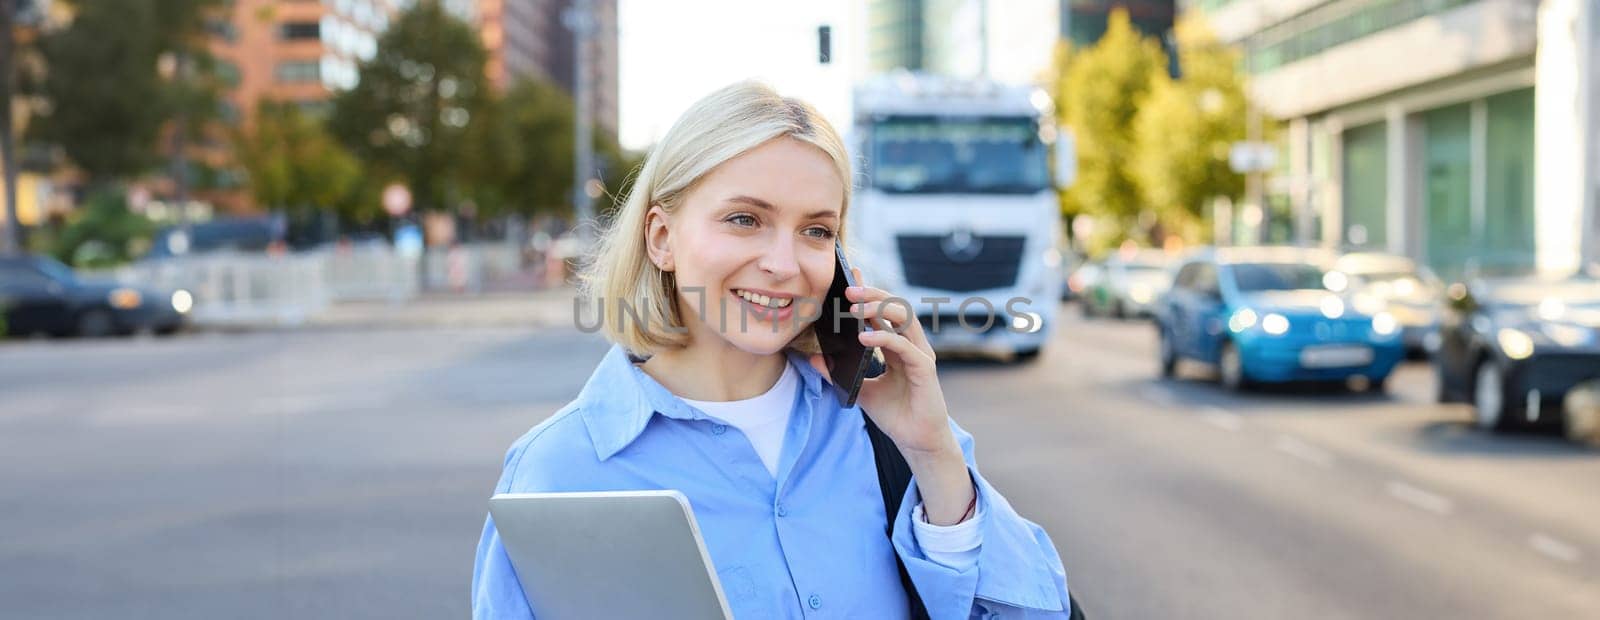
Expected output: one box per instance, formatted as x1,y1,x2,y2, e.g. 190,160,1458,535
302,286,580,330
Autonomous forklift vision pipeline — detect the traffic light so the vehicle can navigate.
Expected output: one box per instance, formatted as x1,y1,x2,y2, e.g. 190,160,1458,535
818,25,831,64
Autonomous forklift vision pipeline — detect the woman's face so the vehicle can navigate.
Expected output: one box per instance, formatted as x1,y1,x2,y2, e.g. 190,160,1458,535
647,136,844,356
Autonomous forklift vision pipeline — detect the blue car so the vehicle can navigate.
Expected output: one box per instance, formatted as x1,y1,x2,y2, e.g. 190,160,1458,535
1155,248,1406,391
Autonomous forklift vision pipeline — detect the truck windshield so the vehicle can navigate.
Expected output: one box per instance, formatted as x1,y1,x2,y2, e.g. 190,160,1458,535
869,116,1050,195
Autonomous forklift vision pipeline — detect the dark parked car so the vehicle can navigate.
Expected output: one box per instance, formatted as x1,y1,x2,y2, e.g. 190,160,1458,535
144,215,285,259
0,254,191,338
1156,247,1405,391
1434,274,1600,439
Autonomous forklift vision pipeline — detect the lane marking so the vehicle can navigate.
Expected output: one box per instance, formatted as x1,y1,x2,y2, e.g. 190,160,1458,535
1385,480,1455,516
1273,435,1335,468
1201,406,1242,432
1528,533,1582,564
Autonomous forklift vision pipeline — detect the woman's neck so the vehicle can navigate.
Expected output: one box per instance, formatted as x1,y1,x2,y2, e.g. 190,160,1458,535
639,341,789,403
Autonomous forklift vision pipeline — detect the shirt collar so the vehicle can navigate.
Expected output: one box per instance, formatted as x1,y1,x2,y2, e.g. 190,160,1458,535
579,344,826,461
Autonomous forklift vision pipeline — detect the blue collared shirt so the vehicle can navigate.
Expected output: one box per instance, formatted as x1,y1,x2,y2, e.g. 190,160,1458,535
473,345,1073,619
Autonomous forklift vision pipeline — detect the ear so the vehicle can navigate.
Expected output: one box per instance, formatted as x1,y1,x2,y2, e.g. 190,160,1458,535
643,204,675,272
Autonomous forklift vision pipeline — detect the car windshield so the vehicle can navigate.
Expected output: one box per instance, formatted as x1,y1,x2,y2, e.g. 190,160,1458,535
869,115,1050,194
1231,263,1326,292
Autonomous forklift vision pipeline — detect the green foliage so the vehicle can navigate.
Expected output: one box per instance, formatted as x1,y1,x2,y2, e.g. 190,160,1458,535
31,0,221,186
235,100,365,219
1132,16,1250,243
327,0,489,215
1055,9,1168,249
34,191,157,268
464,76,640,219
463,78,576,218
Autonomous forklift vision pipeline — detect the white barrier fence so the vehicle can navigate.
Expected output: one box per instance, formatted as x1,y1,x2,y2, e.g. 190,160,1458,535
94,243,535,328
97,246,424,327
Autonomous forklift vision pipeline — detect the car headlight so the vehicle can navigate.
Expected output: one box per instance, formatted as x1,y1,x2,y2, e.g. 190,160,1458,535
1129,284,1153,304
1323,271,1349,292
1262,313,1290,336
1372,311,1398,336
109,288,143,310
1228,308,1258,333
1320,296,1345,319
171,289,194,314
1497,328,1535,360
1542,323,1596,348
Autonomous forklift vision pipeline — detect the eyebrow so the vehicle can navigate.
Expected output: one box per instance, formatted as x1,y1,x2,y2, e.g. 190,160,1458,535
725,195,838,220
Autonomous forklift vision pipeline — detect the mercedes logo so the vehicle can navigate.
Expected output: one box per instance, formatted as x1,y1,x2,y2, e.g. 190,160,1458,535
940,228,984,262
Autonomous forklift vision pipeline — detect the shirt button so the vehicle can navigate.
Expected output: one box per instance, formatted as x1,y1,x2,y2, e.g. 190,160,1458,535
711,424,727,435
808,594,822,609
775,503,788,517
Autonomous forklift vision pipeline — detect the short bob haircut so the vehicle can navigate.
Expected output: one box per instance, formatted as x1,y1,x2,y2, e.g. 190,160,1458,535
578,80,853,358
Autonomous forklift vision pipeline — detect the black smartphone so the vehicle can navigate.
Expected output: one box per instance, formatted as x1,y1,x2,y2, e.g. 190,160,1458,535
816,242,883,408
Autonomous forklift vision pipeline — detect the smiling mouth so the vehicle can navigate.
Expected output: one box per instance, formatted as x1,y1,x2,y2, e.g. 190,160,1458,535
731,288,794,310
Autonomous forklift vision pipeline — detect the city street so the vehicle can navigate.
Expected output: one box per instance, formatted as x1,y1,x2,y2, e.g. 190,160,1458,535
3,305,1599,619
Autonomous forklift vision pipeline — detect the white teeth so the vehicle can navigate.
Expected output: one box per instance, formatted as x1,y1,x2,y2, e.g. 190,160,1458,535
734,289,791,309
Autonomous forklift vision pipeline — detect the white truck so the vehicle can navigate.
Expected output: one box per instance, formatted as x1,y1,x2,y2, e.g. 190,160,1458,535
847,72,1071,362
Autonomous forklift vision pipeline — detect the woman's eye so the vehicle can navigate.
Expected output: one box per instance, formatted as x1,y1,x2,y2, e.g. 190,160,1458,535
726,214,757,227
804,227,836,239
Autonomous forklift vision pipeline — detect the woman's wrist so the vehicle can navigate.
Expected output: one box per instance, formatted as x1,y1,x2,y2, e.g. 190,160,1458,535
906,442,976,526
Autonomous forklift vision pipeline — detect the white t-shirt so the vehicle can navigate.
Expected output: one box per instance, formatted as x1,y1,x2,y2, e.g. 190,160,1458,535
678,360,981,570
679,362,799,478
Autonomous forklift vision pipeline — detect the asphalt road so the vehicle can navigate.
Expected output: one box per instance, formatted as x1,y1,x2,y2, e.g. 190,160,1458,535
2,307,1597,618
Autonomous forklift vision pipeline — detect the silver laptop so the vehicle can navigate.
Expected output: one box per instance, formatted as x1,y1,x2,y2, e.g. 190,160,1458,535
488,490,733,620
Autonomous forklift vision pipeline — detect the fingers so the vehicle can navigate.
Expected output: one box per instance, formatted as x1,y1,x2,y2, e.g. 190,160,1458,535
859,328,934,378
843,281,934,358
849,300,911,327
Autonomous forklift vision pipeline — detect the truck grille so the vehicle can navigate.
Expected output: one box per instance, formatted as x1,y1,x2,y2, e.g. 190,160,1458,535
896,234,1025,293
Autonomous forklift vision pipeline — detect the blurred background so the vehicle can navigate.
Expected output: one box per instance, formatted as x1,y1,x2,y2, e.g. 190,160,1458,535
2,0,1599,618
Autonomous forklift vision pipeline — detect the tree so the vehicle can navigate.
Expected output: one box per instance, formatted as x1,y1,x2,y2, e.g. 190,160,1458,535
30,0,220,190
31,190,157,268
327,0,488,216
1132,16,1249,243
463,77,640,219
1054,9,1166,249
234,100,365,222
462,78,574,218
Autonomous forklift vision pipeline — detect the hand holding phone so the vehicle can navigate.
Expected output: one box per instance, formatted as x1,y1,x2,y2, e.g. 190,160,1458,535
814,242,883,408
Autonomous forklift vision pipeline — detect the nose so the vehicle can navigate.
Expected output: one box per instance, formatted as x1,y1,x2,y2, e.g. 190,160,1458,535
757,234,801,281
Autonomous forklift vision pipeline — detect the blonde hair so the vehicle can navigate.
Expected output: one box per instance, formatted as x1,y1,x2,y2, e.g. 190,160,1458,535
578,80,853,357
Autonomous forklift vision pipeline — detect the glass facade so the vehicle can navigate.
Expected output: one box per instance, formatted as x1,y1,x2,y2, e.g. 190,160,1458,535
1247,0,1479,73
1423,103,1472,272
868,0,925,73
1342,121,1388,248
1484,88,1536,269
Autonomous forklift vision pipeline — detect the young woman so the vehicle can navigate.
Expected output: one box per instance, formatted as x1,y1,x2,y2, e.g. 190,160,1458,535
473,81,1075,618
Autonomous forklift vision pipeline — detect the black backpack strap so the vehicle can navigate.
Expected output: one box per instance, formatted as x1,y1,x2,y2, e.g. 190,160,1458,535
864,412,933,620
866,414,1087,619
